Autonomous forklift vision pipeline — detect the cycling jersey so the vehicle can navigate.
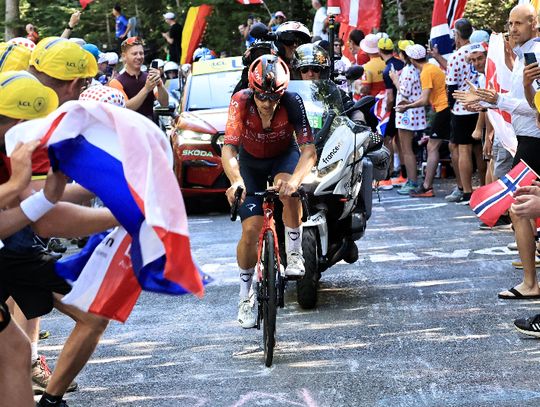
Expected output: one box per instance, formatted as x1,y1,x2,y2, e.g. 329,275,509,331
224,89,313,159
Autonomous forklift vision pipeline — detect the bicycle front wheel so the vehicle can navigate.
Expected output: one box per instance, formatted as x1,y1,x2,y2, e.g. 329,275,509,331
262,230,278,367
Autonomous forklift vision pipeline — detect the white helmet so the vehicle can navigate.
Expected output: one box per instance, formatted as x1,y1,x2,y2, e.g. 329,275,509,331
105,52,119,65
276,21,311,45
164,61,179,73
154,58,165,69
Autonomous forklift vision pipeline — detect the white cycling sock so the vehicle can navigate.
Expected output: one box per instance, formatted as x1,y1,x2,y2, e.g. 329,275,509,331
239,267,254,299
31,342,38,362
285,226,302,254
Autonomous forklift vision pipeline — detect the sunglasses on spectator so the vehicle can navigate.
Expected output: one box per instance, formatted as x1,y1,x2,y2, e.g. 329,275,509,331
300,66,322,74
121,36,145,50
254,91,281,102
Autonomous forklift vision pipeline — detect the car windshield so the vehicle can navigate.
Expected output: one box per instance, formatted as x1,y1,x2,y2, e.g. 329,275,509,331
186,70,242,111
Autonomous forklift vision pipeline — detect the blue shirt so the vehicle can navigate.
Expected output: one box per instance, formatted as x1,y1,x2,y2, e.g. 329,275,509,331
115,15,128,39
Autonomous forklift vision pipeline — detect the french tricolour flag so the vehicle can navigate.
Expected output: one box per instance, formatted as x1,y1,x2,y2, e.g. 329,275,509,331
5,101,207,322
371,91,390,136
470,161,538,228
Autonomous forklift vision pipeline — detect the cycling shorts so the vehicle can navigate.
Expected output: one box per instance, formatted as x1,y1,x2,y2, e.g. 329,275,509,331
238,143,300,221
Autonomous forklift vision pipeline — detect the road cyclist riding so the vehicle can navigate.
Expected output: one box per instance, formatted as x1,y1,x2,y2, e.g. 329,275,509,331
222,54,317,361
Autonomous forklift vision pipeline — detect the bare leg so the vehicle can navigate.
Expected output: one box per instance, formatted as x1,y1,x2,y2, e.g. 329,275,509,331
458,144,473,193
237,216,263,269
43,295,109,396
384,136,394,176
473,143,487,186
13,305,40,355
449,142,462,189
423,139,442,189
0,312,34,407
398,129,417,182
275,173,302,228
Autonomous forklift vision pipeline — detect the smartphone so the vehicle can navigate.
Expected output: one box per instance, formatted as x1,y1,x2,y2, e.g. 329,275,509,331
151,60,159,69
524,52,537,66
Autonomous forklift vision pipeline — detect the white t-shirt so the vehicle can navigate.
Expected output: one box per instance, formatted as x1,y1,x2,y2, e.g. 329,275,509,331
313,7,328,41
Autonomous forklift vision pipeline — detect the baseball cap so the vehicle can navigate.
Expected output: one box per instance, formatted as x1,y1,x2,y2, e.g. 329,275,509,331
0,71,59,120
275,11,286,19
79,85,126,108
163,12,176,20
30,37,98,80
405,44,427,60
470,30,490,44
465,42,488,54
397,40,414,52
97,53,108,64
105,52,119,65
0,42,32,72
378,38,394,51
360,33,380,54
82,44,101,61
7,37,36,50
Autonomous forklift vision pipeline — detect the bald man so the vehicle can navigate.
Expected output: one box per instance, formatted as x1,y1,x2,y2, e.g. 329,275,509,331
476,4,540,300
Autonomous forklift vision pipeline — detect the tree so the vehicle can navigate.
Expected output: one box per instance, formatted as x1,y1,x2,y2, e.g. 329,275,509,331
5,0,20,40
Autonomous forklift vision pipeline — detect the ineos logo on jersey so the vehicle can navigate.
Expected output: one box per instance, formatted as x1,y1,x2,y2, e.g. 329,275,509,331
246,203,257,212
182,150,213,157
322,142,342,165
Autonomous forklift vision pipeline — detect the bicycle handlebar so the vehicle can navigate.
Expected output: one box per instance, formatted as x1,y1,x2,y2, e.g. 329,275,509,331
229,186,309,222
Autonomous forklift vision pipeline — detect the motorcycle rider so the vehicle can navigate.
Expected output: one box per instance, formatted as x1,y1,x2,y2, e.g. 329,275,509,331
222,55,317,328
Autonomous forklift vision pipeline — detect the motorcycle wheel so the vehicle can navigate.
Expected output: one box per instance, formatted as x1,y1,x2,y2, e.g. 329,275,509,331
296,226,319,309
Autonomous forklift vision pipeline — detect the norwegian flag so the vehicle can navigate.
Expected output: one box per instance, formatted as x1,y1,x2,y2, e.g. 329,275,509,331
446,0,468,28
370,91,390,136
485,33,517,156
470,160,539,227
430,0,455,56
235,0,264,4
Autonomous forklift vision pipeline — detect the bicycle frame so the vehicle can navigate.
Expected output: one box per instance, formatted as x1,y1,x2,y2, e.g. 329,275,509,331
255,196,282,284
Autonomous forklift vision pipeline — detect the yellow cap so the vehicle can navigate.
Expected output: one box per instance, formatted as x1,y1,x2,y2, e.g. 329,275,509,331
378,38,394,51
398,40,415,52
0,42,32,73
0,71,59,120
30,37,98,80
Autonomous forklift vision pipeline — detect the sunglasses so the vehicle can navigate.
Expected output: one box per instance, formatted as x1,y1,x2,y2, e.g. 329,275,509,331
121,36,145,50
280,39,298,47
254,91,281,102
300,66,322,74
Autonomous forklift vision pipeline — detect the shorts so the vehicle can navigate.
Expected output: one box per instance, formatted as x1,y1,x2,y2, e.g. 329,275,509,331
429,107,451,140
0,250,71,320
492,139,513,179
513,136,540,175
384,109,397,138
238,143,300,221
451,113,480,145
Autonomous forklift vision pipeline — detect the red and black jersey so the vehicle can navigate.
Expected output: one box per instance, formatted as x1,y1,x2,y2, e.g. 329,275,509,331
224,90,313,159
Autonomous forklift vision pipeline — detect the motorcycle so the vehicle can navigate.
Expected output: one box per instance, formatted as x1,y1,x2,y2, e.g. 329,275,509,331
288,80,389,309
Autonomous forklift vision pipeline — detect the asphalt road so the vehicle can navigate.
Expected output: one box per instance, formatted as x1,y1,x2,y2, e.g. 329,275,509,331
37,180,540,407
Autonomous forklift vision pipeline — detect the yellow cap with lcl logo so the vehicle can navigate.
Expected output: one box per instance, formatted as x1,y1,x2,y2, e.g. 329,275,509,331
30,37,98,80
0,71,59,120
378,38,394,51
0,42,32,73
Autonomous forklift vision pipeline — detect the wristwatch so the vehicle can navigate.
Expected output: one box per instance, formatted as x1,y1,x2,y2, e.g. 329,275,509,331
65,25,74,30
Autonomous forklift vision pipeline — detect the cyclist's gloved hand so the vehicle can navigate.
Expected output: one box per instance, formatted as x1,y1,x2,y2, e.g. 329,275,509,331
226,181,246,206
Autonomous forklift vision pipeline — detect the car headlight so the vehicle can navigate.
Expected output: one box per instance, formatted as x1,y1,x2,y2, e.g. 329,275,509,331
180,130,213,143
318,160,342,177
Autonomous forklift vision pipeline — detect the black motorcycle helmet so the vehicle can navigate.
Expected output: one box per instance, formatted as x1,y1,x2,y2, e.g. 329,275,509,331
242,40,278,67
292,43,331,79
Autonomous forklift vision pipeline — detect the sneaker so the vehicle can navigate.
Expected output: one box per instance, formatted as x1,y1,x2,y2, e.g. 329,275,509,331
514,314,540,338
285,251,305,277
377,179,394,190
391,175,407,187
456,192,472,205
237,297,256,329
479,215,512,230
39,330,50,340
410,184,434,198
511,258,540,269
32,356,78,395
445,187,463,202
508,241,518,251
397,180,418,195
37,399,69,407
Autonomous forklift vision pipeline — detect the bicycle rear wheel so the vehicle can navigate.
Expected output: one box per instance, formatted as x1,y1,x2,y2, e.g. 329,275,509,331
262,230,278,367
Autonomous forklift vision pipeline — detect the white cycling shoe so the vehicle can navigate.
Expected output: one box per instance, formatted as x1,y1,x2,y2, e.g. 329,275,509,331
237,297,256,329
285,251,305,278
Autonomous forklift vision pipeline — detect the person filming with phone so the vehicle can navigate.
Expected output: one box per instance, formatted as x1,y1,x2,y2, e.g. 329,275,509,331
109,37,169,120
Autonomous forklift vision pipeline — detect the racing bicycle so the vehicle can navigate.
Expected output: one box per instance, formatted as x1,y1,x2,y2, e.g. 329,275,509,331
231,186,308,366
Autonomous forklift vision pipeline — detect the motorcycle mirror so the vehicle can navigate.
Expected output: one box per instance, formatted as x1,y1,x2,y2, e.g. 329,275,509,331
342,96,376,116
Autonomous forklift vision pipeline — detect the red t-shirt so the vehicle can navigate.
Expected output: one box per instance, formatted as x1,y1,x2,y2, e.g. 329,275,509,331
224,90,313,159
356,51,370,65
0,147,50,182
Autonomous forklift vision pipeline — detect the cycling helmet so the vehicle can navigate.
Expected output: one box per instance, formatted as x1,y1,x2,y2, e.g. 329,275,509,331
79,85,126,108
242,40,278,67
275,21,311,45
293,43,330,78
193,47,216,62
248,55,289,95
164,61,179,77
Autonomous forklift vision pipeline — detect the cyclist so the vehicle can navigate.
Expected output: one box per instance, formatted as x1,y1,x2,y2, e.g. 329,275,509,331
222,55,317,328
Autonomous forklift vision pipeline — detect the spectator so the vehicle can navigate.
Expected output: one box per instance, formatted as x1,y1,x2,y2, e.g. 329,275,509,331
391,40,428,195
112,4,131,52
60,11,81,39
348,29,369,65
312,0,328,41
127,15,139,38
356,33,386,99
268,11,286,32
161,12,182,63
396,44,451,198
109,37,169,120
26,24,39,44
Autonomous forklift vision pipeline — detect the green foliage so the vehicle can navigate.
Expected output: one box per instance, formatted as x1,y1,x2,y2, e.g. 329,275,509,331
464,0,514,33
